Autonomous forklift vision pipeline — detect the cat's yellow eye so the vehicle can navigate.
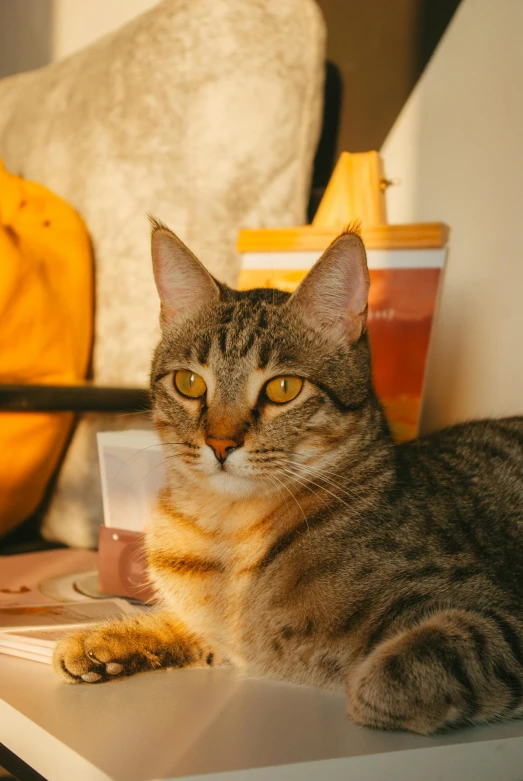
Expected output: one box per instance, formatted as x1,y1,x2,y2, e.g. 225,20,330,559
265,376,303,404
174,370,207,398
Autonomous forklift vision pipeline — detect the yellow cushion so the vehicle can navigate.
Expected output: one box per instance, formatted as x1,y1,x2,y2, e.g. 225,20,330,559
0,161,93,536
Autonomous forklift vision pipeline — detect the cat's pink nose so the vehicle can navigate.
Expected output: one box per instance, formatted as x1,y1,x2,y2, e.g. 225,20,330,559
206,437,241,464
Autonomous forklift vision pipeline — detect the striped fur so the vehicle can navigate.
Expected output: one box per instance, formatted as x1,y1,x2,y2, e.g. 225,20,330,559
54,227,523,735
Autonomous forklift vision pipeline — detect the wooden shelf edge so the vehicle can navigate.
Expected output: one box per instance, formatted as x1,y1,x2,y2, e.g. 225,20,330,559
237,223,449,252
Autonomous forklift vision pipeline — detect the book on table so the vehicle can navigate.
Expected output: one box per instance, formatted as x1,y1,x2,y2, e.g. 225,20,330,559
0,599,140,664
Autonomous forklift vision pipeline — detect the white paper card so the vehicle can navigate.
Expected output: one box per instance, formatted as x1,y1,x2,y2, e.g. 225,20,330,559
97,430,165,531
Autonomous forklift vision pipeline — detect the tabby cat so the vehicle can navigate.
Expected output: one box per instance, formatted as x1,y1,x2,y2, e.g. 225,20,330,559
54,221,523,735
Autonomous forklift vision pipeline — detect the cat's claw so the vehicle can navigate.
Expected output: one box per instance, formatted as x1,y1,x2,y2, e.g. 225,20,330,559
106,662,124,675
81,672,102,683
80,664,121,682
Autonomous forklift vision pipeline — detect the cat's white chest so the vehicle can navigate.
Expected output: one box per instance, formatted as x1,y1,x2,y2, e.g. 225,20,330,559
148,507,268,657
154,555,252,656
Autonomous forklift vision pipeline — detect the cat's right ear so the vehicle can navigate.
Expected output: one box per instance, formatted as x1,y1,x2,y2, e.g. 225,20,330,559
150,218,219,327
287,228,370,342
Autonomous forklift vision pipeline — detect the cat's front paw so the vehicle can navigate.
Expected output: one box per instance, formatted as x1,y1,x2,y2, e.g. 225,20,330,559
53,622,163,684
346,645,450,734
346,615,476,734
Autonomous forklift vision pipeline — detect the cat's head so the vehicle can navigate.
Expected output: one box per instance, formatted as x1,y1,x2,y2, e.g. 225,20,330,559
150,219,376,499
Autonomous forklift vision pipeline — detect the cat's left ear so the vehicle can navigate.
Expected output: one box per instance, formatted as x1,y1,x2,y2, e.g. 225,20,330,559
150,218,219,326
287,230,370,342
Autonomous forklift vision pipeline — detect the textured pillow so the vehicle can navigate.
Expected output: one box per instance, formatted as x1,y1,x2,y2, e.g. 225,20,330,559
0,0,325,546
0,161,92,536
0,0,325,385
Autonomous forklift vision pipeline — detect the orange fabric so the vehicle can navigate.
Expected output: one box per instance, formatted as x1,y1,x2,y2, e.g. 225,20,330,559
0,161,93,535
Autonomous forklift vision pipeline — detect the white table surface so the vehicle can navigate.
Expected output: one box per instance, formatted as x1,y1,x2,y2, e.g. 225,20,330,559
1,654,523,781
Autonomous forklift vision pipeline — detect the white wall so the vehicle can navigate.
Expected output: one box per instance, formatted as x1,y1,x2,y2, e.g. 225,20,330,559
52,0,159,60
382,0,523,433
0,0,52,78
0,0,160,77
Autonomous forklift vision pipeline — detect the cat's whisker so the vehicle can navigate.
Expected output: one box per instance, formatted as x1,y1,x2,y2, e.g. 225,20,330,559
269,473,311,541
279,465,351,511
127,578,156,601
112,441,187,480
287,451,363,483
264,474,291,515
288,451,397,498
283,459,377,508
276,462,374,524
276,470,337,546
131,454,189,486
113,451,198,491
278,467,331,513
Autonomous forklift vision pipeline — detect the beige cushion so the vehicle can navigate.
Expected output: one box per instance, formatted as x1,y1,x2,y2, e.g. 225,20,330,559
0,0,325,546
